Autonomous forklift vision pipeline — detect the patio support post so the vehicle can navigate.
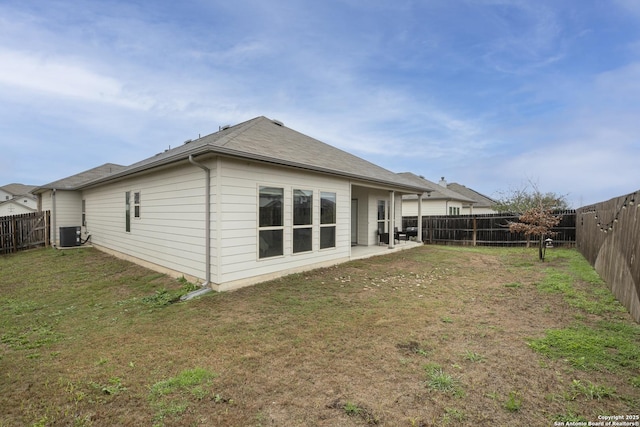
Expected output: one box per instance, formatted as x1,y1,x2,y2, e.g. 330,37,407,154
388,190,395,249
417,192,423,243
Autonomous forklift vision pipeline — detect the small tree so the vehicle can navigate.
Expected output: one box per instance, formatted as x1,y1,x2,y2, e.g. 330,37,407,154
509,206,561,261
494,183,569,213
499,181,566,261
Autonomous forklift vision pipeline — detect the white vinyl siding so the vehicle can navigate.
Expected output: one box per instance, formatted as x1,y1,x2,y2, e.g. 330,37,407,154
78,156,405,291
461,206,496,215
402,198,464,216
40,190,82,245
83,161,216,282
217,158,350,287
0,202,34,217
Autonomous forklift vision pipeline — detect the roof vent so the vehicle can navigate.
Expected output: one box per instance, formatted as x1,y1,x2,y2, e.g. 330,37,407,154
219,124,231,131
184,139,192,145
271,119,284,127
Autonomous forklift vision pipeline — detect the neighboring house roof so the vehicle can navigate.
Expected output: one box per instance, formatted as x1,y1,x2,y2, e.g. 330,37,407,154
33,163,127,193
447,183,496,209
0,183,37,199
398,173,475,203
78,116,431,194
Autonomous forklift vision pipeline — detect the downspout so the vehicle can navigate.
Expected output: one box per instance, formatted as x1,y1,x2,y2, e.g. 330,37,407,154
181,155,213,300
52,189,57,247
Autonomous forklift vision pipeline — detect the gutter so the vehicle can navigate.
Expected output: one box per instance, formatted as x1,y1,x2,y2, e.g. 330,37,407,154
180,155,213,301
76,145,430,195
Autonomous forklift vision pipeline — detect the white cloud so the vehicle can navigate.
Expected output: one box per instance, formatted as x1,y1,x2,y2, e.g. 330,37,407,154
0,49,152,110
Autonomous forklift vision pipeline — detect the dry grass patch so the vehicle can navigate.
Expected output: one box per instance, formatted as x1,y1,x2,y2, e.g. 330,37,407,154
1,246,638,426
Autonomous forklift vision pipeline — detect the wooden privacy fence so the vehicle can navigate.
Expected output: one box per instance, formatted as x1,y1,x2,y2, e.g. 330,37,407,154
403,211,576,247
0,211,50,255
577,191,640,323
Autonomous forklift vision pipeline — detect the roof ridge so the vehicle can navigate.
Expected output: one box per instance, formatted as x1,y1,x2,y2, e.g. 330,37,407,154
216,116,266,148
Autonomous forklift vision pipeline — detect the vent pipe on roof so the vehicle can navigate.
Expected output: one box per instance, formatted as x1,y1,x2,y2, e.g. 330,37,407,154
219,124,231,131
271,119,284,127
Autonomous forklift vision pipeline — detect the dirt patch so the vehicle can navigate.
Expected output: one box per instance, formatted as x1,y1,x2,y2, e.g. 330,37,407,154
1,246,638,426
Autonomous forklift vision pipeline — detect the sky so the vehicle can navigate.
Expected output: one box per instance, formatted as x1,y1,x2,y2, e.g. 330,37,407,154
1,0,639,208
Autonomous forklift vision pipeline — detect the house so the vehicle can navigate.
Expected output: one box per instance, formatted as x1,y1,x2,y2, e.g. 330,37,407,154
0,183,38,217
33,163,127,243
33,117,431,291
400,174,497,222
399,173,476,222
446,181,497,215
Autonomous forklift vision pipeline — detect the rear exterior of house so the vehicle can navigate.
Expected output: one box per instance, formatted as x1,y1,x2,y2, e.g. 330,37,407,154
35,117,429,291
82,156,358,291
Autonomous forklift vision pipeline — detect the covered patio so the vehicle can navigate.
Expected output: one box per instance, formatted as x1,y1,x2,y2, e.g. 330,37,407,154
350,240,422,261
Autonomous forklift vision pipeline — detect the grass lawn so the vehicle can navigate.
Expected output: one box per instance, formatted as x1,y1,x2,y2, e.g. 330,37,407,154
1,245,639,426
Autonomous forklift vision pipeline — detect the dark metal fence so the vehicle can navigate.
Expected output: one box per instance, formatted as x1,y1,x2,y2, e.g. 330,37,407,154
403,210,576,247
0,211,50,255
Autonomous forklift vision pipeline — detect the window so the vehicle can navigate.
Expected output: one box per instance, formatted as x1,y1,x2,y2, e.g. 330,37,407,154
377,200,386,233
125,191,131,232
134,191,141,218
320,192,336,249
293,189,313,253
259,187,284,258
449,206,460,215
82,199,86,226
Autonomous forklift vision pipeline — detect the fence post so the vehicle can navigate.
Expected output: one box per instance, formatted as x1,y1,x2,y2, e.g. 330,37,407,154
46,211,50,247
11,218,18,253
472,217,477,246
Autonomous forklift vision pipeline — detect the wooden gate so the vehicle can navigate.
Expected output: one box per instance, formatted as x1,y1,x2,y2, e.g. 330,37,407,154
0,211,51,254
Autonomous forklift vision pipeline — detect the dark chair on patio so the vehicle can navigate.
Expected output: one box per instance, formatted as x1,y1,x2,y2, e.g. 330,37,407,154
394,227,408,243
377,230,389,245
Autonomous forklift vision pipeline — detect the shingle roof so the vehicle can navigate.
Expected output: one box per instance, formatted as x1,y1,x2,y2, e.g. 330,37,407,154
33,163,127,193
398,173,475,202
0,183,37,197
79,116,432,193
447,183,496,208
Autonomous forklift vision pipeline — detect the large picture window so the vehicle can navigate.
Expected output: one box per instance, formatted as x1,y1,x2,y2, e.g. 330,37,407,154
259,186,284,258
293,189,313,253
320,192,336,249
